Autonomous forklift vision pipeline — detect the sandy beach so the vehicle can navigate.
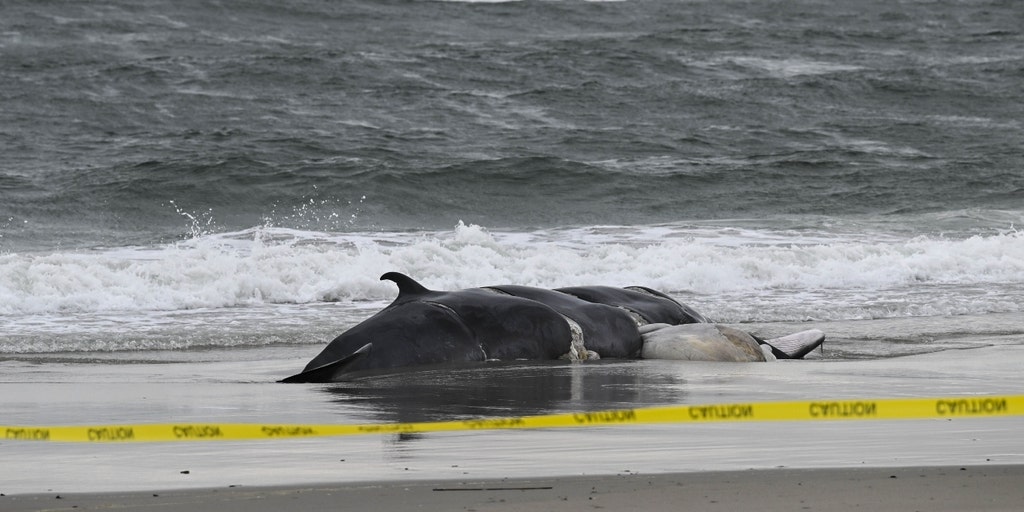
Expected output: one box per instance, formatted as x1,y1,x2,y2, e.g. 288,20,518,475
3,342,1023,512
5,465,1023,512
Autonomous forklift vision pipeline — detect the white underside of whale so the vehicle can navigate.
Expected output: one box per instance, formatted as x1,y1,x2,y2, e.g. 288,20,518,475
639,323,776,362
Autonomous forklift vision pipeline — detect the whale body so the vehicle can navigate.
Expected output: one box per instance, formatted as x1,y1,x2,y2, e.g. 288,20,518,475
282,272,824,383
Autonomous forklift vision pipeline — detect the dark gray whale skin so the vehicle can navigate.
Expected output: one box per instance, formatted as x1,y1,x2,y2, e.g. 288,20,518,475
282,273,578,382
485,285,643,359
555,285,709,324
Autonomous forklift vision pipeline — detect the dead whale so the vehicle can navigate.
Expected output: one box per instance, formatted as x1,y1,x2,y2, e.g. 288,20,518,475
281,272,824,383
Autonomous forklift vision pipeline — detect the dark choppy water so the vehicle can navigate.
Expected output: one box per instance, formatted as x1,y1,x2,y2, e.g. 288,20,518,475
1,0,1022,357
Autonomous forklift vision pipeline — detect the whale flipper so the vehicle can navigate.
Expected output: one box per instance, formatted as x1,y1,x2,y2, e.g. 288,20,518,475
279,343,372,383
761,329,825,359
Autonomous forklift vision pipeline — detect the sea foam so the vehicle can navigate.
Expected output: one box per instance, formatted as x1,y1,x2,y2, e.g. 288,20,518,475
1,222,1021,319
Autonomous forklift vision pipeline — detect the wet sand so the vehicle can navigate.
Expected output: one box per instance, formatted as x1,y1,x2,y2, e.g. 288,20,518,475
4,465,1023,512
2,342,1023,507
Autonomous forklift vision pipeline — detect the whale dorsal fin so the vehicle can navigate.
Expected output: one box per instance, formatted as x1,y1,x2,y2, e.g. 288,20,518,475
380,272,430,298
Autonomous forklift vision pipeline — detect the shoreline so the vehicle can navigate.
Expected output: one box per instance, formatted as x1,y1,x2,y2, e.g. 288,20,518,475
4,345,1024,497
4,465,1022,512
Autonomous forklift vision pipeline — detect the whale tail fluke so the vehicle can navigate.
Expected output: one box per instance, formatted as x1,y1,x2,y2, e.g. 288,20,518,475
279,343,372,383
761,329,825,359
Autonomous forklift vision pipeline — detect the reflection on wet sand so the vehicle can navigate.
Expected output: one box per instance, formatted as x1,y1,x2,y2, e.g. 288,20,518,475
319,360,688,424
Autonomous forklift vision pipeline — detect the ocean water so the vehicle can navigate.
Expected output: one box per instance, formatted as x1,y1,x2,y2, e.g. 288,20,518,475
2,0,1023,366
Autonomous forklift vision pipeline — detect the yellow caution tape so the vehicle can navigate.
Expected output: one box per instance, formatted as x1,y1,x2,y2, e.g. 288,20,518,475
4,395,1022,443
